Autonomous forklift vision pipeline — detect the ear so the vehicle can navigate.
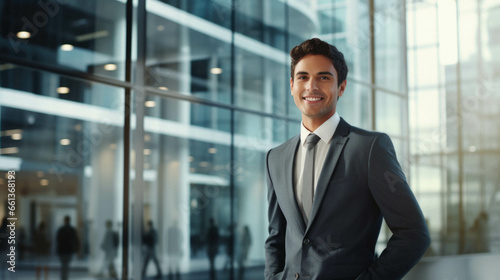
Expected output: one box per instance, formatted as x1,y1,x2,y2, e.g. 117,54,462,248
337,80,347,98
290,77,294,95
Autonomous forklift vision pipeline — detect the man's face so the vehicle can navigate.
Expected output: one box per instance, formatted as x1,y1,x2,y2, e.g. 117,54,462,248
290,54,346,130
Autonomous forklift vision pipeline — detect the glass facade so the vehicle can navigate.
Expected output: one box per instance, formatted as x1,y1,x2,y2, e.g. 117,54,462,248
407,0,500,257
0,0,497,280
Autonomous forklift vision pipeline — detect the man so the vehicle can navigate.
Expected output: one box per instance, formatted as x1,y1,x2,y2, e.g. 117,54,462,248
142,220,162,279
265,38,430,280
56,216,79,280
101,220,119,279
206,218,220,280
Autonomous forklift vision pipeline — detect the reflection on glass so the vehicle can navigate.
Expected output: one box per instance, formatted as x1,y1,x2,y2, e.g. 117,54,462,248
0,69,124,279
142,95,232,279
0,0,126,80
408,0,500,257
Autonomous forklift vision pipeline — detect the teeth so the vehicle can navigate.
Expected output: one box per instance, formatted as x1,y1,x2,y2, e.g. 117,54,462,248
304,97,322,101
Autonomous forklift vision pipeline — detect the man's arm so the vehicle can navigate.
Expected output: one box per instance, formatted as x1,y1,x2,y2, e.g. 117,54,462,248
264,149,287,280
357,133,430,280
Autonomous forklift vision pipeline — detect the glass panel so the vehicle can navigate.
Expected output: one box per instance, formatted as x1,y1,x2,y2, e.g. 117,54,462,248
235,0,287,49
337,82,371,130
409,88,443,155
408,0,500,258
233,47,288,115
346,1,370,82
412,4,438,47
376,92,404,136
0,67,124,279
146,0,232,104
319,6,346,34
0,64,120,109
234,112,278,279
374,0,406,92
142,94,232,279
160,0,232,29
0,0,126,80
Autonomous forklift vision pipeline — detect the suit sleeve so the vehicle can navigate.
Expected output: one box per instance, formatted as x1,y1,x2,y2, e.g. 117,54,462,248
264,149,287,280
357,133,430,280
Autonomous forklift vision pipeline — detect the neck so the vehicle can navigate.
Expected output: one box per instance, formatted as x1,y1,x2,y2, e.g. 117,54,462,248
302,113,334,132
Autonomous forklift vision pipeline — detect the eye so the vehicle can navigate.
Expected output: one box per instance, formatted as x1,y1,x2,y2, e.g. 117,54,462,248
320,76,331,80
297,76,308,80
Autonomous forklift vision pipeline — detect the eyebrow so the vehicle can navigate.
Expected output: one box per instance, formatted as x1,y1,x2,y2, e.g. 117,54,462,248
295,71,335,77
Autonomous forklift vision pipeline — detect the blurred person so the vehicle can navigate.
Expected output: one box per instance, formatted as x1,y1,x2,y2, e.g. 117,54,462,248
469,211,490,253
206,218,219,280
237,225,252,280
223,223,236,271
33,221,51,280
142,220,162,279
265,38,430,280
166,220,183,280
101,220,119,279
56,216,79,280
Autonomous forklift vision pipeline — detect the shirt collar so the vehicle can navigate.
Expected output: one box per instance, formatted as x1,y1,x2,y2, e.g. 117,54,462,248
300,112,340,146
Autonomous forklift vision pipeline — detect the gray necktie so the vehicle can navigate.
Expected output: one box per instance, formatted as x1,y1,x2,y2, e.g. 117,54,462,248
302,133,321,224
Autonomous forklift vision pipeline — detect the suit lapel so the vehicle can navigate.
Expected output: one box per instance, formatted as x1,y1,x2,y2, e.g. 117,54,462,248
306,118,350,230
284,137,308,233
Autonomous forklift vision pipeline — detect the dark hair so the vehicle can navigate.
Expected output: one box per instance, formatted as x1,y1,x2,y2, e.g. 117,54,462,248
290,38,348,86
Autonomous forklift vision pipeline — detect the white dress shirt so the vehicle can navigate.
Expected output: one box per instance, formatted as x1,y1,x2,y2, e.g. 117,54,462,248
294,113,340,218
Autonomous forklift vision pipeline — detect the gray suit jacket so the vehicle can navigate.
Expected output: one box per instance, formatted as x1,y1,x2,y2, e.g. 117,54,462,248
265,118,430,280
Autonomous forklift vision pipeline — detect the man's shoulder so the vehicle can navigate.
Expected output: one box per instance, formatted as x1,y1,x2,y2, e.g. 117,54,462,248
341,119,386,140
348,124,383,138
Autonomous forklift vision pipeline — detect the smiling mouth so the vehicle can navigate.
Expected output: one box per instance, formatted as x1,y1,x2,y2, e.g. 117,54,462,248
303,97,323,101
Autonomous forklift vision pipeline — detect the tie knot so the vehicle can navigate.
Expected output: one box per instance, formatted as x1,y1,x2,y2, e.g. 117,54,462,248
305,133,321,149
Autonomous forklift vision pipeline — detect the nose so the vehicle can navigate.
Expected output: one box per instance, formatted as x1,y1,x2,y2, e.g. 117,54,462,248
306,79,318,91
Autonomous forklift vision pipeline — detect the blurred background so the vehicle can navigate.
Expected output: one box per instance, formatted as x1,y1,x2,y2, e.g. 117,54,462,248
0,0,499,279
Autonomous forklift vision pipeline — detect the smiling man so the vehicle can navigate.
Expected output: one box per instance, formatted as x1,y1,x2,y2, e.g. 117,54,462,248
264,38,430,280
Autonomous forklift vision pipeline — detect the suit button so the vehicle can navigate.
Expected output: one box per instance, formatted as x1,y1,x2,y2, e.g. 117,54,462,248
303,238,310,245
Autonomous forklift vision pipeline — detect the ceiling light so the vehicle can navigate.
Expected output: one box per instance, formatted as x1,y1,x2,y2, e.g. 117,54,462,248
189,156,194,162
210,67,223,74
57,87,70,94
208,148,217,154
74,124,82,131
191,199,198,208
103,64,117,71
144,134,151,142
145,101,156,107
16,31,31,39
75,30,109,42
11,133,22,140
200,161,209,167
157,25,165,31
60,139,71,145
158,86,168,91
61,44,74,51
144,149,151,155
0,147,19,154
0,64,15,71
1,129,23,137
40,179,49,186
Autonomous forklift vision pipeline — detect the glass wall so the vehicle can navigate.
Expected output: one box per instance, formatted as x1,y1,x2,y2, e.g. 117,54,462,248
407,0,500,256
0,0,417,279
